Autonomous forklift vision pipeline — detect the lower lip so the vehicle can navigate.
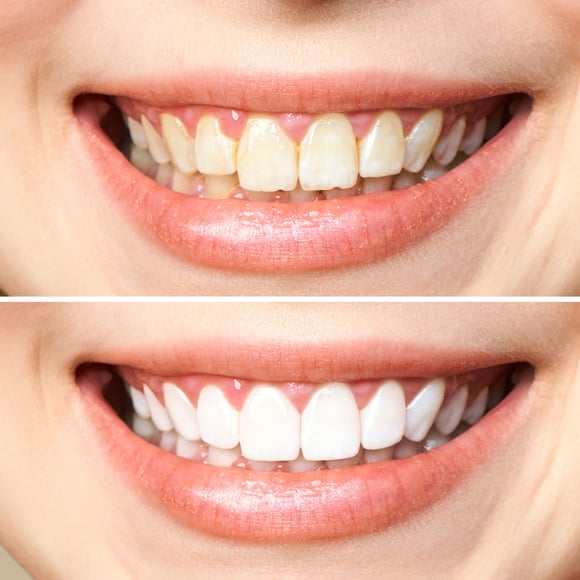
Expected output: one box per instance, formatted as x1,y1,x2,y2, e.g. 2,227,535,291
76,372,529,542
73,103,528,274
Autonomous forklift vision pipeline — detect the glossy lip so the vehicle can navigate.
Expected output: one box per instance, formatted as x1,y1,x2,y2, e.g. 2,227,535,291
73,338,531,542
71,71,531,274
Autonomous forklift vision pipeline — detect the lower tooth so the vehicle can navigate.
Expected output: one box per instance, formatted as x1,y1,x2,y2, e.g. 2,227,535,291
155,163,173,187
159,431,178,452
422,427,449,451
394,439,422,459
420,159,447,183
326,448,363,469
130,146,157,178
288,452,323,473
202,174,238,200
171,169,198,195
362,176,394,194
363,447,394,463
175,436,204,460
288,188,319,203
247,459,279,472
207,445,241,467
392,170,419,190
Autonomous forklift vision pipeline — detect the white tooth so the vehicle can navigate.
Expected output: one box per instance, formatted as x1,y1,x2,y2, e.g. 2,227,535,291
360,380,406,450
131,415,157,439
175,436,204,460
326,448,363,469
287,452,323,473
404,379,445,442
159,430,178,452
420,159,447,182
195,116,237,175
155,163,173,187
404,109,443,173
130,146,157,177
487,377,506,410
162,383,200,441
202,174,238,199
460,117,487,156
247,459,279,472
171,169,198,195
299,114,358,191
143,385,173,432
363,447,394,464
239,386,300,462
198,386,240,449
160,113,197,174
141,115,171,164
463,387,489,425
435,385,468,436
237,117,298,192
207,445,241,467
394,438,421,459
301,383,360,461
129,385,150,419
423,427,449,451
433,116,466,166
392,170,419,190
127,117,148,150
359,111,405,177
361,176,394,194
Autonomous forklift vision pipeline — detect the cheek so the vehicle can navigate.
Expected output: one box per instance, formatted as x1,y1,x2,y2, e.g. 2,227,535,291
537,0,580,22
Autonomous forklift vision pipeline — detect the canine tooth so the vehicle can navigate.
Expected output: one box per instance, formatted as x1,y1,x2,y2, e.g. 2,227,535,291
196,116,237,175
130,146,157,177
404,379,445,442
463,387,489,425
129,385,150,419
127,117,148,150
360,380,406,450
288,452,323,473
394,438,422,459
162,383,200,441
207,445,241,467
435,385,468,436
433,116,466,166
198,386,240,449
301,383,360,461
143,385,173,432
160,113,197,174
159,430,178,452
404,109,443,173
460,117,487,155
362,176,394,194
237,117,298,192
359,111,405,177
141,115,171,164
171,169,197,195
363,447,395,463
175,436,204,459
299,114,358,191
423,427,449,451
203,174,238,199
155,163,173,187
392,170,419,190
239,386,300,462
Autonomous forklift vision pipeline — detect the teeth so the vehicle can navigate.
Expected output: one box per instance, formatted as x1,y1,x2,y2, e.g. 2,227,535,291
131,415,157,439
326,448,363,469
301,383,360,461
171,169,197,195
127,117,148,150
463,387,489,425
130,146,157,177
423,427,449,451
363,447,395,463
435,385,468,436
394,438,422,459
288,452,323,473
195,116,237,176
404,109,444,173
392,170,419,190
361,176,394,194
299,114,358,191
237,117,298,192
155,163,173,187
239,385,300,461
197,386,240,449
159,430,178,452
247,459,279,472
420,159,447,182
128,385,150,419
175,436,204,460
207,445,241,467
433,116,466,166
143,385,173,432
460,117,487,156
404,379,445,442
160,113,197,174
141,116,171,164
203,174,238,199
162,382,200,441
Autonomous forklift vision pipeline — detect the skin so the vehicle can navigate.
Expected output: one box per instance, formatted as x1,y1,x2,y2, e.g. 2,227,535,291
0,1,579,295
0,303,579,578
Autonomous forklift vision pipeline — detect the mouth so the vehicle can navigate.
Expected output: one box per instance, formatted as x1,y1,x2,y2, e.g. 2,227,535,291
71,72,532,273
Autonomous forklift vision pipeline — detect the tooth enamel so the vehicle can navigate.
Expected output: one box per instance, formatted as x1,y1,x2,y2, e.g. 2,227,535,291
460,117,487,156
159,430,178,452
435,385,468,436
237,117,298,192
129,385,150,419
239,386,300,461
394,438,422,459
141,115,171,164
202,174,238,199
130,146,157,177
360,380,406,450
175,436,204,459
420,159,447,182
127,117,148,150
155,163,173,187
301,383,361,461
299,114,358,191
363,447,395,463
287,452,323,473
131,415,157,439
392,170,419,190
433,116,466,166
404,109,443,173
207,445,241,467
358,111,405,177
143,385,173,432
171,169,197,195
160,113,197,174
463,387,489,425
162,383,201,441
195,116,237,175
423,427,449,451
361,176,394,194
404,379,445,442
197,386,240,449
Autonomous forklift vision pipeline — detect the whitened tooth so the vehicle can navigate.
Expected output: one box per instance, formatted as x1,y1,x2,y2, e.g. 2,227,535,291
171,169,197,195
129,385,150,419
404,109,443,173
301,383,360,461
207,445,241,467
433,116,466,166
435,385,468,436
299,114,358,191
487,377,506,410
198,386,240,449
359,111,405,177
130,146,157,177
176,436,203,459
247,459,278,472
360,380,406,450
202,174,238,199
141,115,171,164
394,438,421,459
143,385,173,432
363,447,394,464
131,415,157,439
162,383,200,441
288,452,323,473
240,385,300,462
463,387,489,425
460,117,487,155
423,427,449,451
195,116,237,175
159,430,177,452
127,117,148,150
160,113,197,174
288,187,318,203
326,448,363,469
392,170,419,190
155,163,173,187
361,176,394,194
404,379,445,442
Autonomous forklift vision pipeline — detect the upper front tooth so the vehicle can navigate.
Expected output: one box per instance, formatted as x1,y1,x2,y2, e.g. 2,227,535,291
143,385,173,432
301,383,361,461
433,116,466,166
160,114,197,174
434,385,468,436
460,117,487,156
404,379,445,442
404,109,443,173
197,386,240,449
299,114,358,191
358,111,405,178
127,117,148,150
195,116,237,175
141,115,171,164
162,382,200,441
237,117,298,192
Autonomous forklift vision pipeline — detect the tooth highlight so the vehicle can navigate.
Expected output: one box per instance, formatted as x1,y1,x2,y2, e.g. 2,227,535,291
404,379,445,442
195,116,237,175
435,385,468,436
160,113,197,174
143,385,173,432
433,116,466,166
141,116,171,164
162,382,200,441
197,386,240,449
404,109,443,173
129,385,150,419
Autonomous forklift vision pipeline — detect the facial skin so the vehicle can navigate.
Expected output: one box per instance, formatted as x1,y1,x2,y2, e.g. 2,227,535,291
0,303,578,579
0,1,579,295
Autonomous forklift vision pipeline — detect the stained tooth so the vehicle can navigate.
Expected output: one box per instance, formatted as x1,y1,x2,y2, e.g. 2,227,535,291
404,109,443,173
363,447,394,464
197,386,240,449
463,387,489,425
155,163,173,187
301,383,360,461
143,385,173,432
288,452,323,473
129,385,150,419
159,430,178,452
392,170,419,190
299,114,358,191
420,159,447,182
202,174,238,199
423,427,449,451
129,146,157,178
195,116,237,176
361,176,394,194
404,379,445,442
141,115,171,164
359,111,405,177
360,380,406,450
207,445,241,467
435,385,468,436
175,436,204,460
171,169,197,195
160,113,197,174
127,117,148,150
433,116,466,166
162,383,200,441
239,386,300,462
394,438,422,459
460,117,487,156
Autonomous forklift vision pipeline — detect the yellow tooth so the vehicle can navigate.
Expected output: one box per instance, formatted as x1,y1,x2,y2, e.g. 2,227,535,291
195,116,237,176
433,116,466,166
404,109,443,173
160,114,197,174
141,115,171,164
171,169,198,195
203,174,238,199
299,114,358,191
